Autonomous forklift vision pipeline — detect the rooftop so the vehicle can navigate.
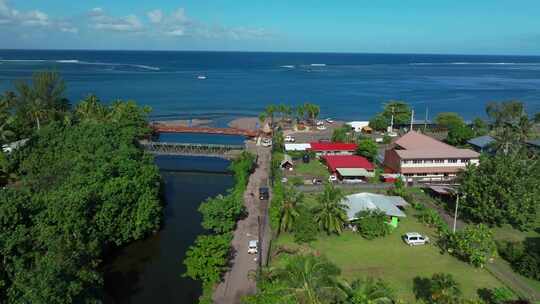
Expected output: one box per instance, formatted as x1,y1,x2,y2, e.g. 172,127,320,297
467,135,495,148
323,155,374,172
393,131,479,159
310,142,358,151
343,193,409,219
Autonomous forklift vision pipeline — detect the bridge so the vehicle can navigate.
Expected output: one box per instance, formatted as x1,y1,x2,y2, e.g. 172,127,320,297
151,123,258,138
139,140,245,159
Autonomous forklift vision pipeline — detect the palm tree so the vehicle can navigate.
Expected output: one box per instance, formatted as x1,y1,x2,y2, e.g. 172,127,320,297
314,183,348,234
258,111,267,126
279,185,303,234
28,98,48,130
429,273,462,304
296,104,306,123
75,95,108,122
341,278,395,304
0,116,15,144
274,254,344,304
265,104,277,128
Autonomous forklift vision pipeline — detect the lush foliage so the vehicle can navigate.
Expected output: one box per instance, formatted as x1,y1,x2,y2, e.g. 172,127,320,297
369,114,388,131
356,138,378,161
292,206,319,244
279,184,303,233
446,124,475,146
428,273,462,304
441,224,496,267
435,112,465,129
332,125,354,143
184,151,255,301
497,239,540,281
314,183,348,235
457,153,539,230
0,75,161,303
415,203,449,234
183,234,233,284
353,210,391,240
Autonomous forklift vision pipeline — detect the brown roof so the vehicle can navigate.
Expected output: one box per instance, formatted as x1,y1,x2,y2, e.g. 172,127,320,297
393,131,479,159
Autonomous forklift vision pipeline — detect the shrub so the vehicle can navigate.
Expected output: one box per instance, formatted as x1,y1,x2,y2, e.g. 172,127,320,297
497,239,540,281
516,253,540,280
353,210,391,240
288,176,304,186
417,208,449,234
442,224,496,267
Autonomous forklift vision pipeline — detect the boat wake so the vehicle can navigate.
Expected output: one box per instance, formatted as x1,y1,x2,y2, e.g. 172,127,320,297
0,59,161,71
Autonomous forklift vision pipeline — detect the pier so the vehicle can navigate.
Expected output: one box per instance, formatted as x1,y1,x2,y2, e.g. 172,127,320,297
139,140,245,159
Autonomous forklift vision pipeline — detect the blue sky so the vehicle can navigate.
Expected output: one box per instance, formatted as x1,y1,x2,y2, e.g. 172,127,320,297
1,0,539,54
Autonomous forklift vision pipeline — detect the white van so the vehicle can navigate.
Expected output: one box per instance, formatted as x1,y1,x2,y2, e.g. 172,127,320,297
248,240,259,254
403,232,429,246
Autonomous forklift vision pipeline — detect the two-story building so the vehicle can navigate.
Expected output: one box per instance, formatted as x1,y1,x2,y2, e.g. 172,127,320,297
383,131,479,181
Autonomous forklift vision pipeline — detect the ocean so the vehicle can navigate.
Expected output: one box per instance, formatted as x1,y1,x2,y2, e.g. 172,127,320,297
1,50,540,124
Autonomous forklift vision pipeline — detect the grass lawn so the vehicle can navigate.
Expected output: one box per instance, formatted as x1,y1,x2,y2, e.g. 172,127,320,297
292,159,330,179
272,215,504,302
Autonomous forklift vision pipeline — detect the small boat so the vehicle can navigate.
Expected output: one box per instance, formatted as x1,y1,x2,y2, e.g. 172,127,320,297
197,75,207,80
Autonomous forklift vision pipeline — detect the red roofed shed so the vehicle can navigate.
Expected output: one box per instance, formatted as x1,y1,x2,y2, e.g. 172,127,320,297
322,155,375,173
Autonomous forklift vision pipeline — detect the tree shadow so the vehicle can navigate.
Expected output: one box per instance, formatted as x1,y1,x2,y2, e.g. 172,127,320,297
412,276,432,302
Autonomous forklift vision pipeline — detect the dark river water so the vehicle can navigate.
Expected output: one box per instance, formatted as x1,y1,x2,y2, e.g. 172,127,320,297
103,154,234,303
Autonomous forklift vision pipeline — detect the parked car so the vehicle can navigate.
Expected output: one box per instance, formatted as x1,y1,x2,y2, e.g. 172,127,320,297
285,135,295,142
312,178,323,185
262,138,272,147
316,120,324,126
343,179,364,184
248,240,259,254
317,125,327,131
403,232,429,246
259,187,269,200
328,175,338,182
281,177,288,183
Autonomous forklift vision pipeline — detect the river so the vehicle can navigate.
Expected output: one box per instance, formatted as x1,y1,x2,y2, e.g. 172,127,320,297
102,147,237,303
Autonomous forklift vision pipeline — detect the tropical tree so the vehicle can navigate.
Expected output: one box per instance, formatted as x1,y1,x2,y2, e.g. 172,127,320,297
486,100,524,128
304,103,321,125
381,101,411,126
314,183,348,234
356,138,377,161
279,185,303,233
369,115,388,131
274,254,344,304
446,124,474,146
296,104,306,123
534,112,540,123
265,104,277,128
14,71,70,130
75,95,109,122
435,112,465,130
341,278,395,304
428,273,462,304
471,117,488,136
332,125,352,143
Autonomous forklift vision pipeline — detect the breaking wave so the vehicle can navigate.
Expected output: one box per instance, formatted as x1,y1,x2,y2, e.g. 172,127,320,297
410,62,540,66
0,59,160,71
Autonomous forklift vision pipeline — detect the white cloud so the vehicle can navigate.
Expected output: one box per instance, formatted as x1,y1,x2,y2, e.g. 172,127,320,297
147,9,163,24
88,8,143,32
0,0,77,33
171,8,187,23
167,28,184,36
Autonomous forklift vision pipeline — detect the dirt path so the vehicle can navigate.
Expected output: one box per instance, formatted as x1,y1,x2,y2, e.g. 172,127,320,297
213,142,271,304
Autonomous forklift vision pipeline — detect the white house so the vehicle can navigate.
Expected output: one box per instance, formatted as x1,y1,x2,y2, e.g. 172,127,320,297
347,121,370,132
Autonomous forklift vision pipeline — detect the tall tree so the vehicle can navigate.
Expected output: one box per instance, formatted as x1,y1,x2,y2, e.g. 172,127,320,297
435,112,465,130
279,185,303,234
356,138,377,161
274,254,344,304
314,183,348,234
341,278,395,304
486,100,524,128
75,95,109,122
428,273,462,304
381,101,411,126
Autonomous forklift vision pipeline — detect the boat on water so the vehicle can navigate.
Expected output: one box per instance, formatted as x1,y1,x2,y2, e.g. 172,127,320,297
197,75,207,80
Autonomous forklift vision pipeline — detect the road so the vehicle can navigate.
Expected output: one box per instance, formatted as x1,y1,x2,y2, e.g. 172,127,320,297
213,142,271,304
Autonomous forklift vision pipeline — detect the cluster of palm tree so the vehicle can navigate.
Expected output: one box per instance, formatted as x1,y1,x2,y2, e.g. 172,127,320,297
251,254,396,304
314,183,348,235
259,102,321,128
485,101,534,155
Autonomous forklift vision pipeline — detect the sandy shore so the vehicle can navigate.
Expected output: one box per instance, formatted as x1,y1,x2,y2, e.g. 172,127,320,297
152,119,212,127
228,117,260,130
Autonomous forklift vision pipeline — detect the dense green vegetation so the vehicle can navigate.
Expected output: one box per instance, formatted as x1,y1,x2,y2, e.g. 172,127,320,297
259,102,321,127
0,72,161,303
183,151,255,303
369,100,412,130
353,210,391,240
356,138,378,161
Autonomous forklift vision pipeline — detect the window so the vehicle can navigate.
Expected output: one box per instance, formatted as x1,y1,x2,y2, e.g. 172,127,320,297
460,159,468,163
434,159,444,163
448,159,458,163
413,160,423,164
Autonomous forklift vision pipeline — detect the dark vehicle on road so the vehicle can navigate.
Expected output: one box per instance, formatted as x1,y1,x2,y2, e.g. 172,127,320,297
259,187,269,200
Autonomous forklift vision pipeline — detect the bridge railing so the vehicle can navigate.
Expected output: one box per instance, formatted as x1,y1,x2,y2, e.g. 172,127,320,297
139,141,245,156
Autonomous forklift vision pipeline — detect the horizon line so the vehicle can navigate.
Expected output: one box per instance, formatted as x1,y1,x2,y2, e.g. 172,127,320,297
1,48,539,57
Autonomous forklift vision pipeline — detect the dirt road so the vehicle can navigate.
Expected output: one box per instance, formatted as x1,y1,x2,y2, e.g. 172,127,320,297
213,142,271,304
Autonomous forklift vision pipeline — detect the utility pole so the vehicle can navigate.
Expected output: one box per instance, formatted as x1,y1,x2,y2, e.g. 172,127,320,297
453,193,464,233
390,107,394,132
424,106,428,130
410,109,414,131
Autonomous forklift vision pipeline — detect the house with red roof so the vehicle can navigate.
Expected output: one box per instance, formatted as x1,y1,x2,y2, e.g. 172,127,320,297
309,142,357,156
323,155,375,181
383,131,479,181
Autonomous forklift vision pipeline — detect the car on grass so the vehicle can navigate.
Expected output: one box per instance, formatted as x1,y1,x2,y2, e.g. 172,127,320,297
403,232,429,246
285,135,295,142
312,178,323,185
248,240,259,254
328,175,338,182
